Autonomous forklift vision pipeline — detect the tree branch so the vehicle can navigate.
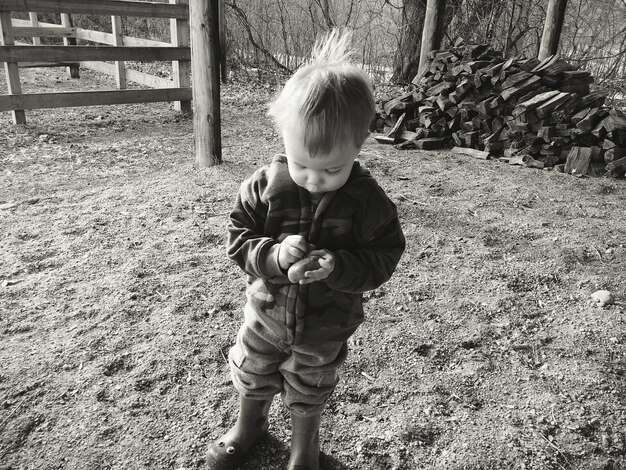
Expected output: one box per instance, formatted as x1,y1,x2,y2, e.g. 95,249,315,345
225,1,292,73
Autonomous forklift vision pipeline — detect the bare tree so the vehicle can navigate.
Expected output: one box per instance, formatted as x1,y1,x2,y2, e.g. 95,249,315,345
313,0,336,28
218,0,625,101
391,0,426,83
538,0,568,59
226,0,292,72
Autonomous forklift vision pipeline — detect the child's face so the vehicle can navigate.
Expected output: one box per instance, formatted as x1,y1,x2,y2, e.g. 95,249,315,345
282,120,361,194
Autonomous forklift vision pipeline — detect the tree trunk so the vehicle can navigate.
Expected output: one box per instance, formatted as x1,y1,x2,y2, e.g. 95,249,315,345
538,0,568,60
417,0,447,79
226,1,292,73
391,0,427,83
314,0,335,29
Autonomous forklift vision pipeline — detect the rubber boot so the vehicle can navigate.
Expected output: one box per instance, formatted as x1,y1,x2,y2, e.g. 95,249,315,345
207,396,272,469
233,396,272,443
287,413,321,470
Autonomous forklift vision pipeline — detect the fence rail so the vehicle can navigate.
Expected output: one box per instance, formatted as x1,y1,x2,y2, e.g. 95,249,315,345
0,0,188,19
0,0,192,124
0,45,190,62
10,18,175,47
0,87,192,111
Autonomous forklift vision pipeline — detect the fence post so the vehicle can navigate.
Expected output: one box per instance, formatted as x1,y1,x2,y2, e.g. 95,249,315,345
0,11,27,124
29,12,41,45
170,0,191,114
111,15,127,89
61,13,79,78
218,0,226,83
190,0,222,167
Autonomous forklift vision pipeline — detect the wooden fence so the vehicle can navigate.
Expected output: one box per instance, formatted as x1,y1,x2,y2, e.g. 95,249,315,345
0,0,194,124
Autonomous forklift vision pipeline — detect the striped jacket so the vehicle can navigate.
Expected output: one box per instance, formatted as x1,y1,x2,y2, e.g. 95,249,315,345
227,155,405,344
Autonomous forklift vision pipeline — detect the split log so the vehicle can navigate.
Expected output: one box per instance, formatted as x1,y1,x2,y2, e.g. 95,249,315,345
446,106,459,118
464,131,480,148
605,157,626,178
518,58,542,72
576,108,609,133
588,146,604,163
397,130,419,141
512,91,560,117
405,117,421,131
415,137,446,150
436,94,453,111
482,62,504,78
450,146,490,159
500,75,542,102
534,92,572,118
484,141,504,154
578,92,606,109
501,71,533,90
564,147,593,175
600,109,626,133
426,81,456,97
531,54,574,76
386,113,406,137
604,147,626,164
612,129,626,146
525,156,545,169
449,79,474,104
374,135,398,144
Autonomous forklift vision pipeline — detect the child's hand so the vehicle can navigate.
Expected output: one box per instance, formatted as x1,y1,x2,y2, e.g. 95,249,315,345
278,235,311,271
298,249,335,284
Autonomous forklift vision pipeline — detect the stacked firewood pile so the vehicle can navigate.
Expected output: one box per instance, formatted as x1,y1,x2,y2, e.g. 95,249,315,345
373,40,626,178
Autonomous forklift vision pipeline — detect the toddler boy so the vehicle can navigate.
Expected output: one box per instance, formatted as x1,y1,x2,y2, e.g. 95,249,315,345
207,29,405,470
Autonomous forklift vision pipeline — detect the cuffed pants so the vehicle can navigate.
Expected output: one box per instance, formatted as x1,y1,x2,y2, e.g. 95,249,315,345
228,308,348,417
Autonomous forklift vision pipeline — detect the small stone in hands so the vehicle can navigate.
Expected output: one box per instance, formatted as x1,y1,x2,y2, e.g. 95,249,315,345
287,256,321,283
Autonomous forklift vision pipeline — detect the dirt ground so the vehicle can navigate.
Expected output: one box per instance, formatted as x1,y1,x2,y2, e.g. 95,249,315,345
1,68,625,470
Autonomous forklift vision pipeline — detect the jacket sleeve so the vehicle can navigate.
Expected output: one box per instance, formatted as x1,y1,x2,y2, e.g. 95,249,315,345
227,173,285,280
324,191,405,294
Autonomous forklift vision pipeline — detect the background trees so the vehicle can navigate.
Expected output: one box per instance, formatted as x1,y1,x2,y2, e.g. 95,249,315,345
222,0,400,79
220,0,625,101
19,0,625,101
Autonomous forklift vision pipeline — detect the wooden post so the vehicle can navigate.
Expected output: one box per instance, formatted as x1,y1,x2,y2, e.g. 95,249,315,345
111,16,126,89
538,0,568,60
417,0,447,79
218,0,226,83
191,0,222,166
0,11,26,124
170,0,192,114
29,12,41,45
61,13,79,78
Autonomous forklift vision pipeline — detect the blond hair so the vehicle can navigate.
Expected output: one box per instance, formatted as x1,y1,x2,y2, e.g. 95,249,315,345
267,29,375,157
